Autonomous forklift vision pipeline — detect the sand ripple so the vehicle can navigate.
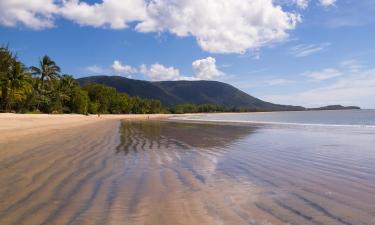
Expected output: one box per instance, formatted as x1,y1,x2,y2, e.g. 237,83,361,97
1,120,374,225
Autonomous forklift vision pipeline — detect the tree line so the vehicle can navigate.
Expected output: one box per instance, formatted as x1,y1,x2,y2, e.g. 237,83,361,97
0,45,261,115
0,46,165,114
169,103,262,114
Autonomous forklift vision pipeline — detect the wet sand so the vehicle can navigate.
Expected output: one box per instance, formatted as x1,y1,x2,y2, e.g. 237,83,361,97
1,115,375,225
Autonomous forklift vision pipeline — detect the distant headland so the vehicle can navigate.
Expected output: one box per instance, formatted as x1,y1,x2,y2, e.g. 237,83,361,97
308,105,361,111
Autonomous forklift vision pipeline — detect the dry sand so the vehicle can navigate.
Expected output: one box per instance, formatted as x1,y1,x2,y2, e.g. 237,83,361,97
0,113,170,141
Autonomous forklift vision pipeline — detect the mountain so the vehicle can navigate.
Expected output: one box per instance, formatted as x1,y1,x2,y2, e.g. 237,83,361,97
77,76,304,111
308,105,360,110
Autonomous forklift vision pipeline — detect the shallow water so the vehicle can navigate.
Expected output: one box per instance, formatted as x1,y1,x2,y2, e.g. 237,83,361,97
1,120,375,225
177,109,375,126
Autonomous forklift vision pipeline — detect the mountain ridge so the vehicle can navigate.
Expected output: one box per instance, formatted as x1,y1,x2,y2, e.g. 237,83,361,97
77,75,304,111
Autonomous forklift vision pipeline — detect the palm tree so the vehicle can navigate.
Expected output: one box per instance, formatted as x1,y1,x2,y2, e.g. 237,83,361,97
30,55,61,92
0,46,32,111
30,55,61,112
0,46,14,111
7,61,32,111
54,75,78,111
60,75,77,92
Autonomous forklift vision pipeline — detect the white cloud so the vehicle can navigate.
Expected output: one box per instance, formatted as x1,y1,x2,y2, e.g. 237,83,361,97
84,61,136,76
112,60,137,75
0,0,301,54
192,57,223,80
83,57,223,81
304,68,342,81
289,43,331,57
139,57,224,81
319,0,337,7
60,0,147,29
0,0,57,29
137,0,300,54
139,63,196,81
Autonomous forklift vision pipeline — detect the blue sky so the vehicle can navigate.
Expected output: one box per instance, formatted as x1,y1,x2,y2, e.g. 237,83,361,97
1,0,374,108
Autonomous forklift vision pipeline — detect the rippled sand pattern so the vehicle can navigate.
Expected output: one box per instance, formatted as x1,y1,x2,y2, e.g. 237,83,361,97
1,120,375,225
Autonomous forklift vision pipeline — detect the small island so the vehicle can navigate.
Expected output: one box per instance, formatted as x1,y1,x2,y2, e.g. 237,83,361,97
308,105,361,111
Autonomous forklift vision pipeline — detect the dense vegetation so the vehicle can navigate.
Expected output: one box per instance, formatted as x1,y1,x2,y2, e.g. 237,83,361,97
0,46,164,114
78,76,304,111
169,103,267,114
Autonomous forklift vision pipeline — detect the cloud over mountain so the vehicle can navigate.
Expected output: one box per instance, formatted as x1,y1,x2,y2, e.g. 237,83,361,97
192,57,223,80
139,63,189,81
139,57,223,81
112,60,137,75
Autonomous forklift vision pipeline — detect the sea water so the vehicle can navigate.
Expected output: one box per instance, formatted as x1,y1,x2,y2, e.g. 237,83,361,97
175,109,375,127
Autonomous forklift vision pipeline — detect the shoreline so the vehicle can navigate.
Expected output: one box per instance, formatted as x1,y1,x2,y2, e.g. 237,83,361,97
1,110,374,144
1,111,374,140
0,113,171,143
170,109,375,129
170,117,375,129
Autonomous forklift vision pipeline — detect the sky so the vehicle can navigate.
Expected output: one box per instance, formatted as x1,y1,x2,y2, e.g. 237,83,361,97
1,0,374,108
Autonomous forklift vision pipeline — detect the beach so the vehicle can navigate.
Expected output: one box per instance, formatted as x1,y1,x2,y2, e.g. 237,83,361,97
1,114,375,225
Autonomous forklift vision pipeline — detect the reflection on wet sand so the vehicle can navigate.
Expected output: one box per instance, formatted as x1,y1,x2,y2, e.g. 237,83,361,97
1,120,375,225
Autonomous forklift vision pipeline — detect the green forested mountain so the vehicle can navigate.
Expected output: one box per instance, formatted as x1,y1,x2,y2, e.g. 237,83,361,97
78,76,304,111
0,44,301,115
78,76,177,105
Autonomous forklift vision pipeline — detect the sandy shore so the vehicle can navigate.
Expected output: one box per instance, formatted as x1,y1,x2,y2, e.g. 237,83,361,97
0,113,171,172
0,113,171,142
0,118,262,225
1,114,374,225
